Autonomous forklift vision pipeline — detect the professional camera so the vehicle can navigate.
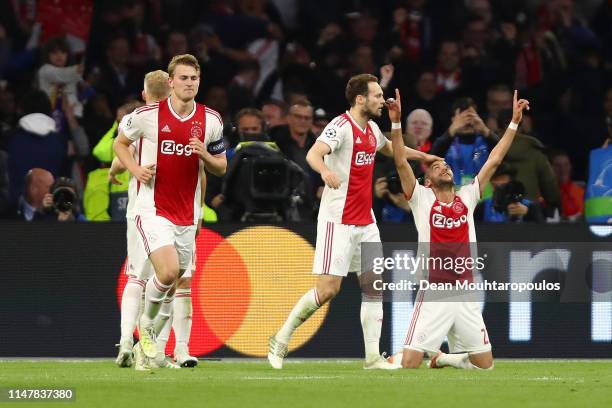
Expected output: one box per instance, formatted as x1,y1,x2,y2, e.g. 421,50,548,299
51,177,77,213
386,171,404,195
492,180,525,214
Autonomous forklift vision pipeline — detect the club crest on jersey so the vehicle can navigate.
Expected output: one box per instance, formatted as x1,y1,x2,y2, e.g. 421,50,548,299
190,120,203,139
369,133,376,146
355,151,375,166
452,201,465,214
161,140,193,156
432,213,468,229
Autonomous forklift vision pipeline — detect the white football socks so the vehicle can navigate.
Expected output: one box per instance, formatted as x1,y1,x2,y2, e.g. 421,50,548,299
360,299,383,359
173,288,192,352
120,278,145,344
276,288,321,344
141,275,172,326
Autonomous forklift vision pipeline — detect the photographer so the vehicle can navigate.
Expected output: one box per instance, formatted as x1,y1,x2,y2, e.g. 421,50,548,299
475,163,543,223
40,177,86,222
374,173,412,223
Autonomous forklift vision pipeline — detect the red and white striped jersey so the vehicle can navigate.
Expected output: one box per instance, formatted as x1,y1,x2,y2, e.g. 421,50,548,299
122,98,225,225
316,111,388,225
407,178,481,282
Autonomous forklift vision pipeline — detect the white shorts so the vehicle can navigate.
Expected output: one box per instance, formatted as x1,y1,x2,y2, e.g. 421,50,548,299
125,218,154,280
404,291,492,355
134,214,197,272
313,220,382,277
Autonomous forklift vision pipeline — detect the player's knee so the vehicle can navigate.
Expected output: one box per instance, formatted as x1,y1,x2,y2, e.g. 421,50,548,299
474,359,494,370
401,359,422,369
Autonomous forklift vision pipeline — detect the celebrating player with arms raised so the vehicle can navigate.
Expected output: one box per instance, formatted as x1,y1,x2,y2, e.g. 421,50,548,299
388,88,530,369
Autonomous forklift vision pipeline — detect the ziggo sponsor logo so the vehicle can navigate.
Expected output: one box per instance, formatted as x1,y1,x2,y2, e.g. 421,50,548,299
116,226,328,357
161,140,193,156
432,213,468,229
355,151,375,166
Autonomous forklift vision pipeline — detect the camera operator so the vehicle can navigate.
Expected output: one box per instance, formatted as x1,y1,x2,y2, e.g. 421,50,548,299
219,108,309,222
41,176,86,221
475,163,543,223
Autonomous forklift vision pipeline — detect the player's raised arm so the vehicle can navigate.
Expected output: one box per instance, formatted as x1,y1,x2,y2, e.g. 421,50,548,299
477,90,530,194
306,141,341,189
388,89,417,199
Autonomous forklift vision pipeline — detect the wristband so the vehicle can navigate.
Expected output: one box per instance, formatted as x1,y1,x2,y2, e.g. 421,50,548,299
508,121,519,131
391,122,402,130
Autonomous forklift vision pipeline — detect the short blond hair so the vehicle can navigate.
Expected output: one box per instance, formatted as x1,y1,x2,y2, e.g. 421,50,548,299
167,54,200,78
144,70,170,100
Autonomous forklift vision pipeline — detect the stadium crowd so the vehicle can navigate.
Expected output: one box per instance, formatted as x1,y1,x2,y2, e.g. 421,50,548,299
0,0,610,223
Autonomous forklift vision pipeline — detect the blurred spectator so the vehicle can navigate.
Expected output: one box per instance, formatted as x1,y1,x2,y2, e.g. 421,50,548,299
431,97,498,186
37,36,84,117
485,84,513,131
405,108,433,153
311,108,329,137
475,163,544,223
161,30,190,66
389,1,435,63
94,36,141,111
410,68,451,133
498,109,561,214
261,99,287,128
13,168,54,221
269,100,322,206
203,86,230,123
228,60,260,117
435,40,463,93
550,150,584,221
7,89,65,204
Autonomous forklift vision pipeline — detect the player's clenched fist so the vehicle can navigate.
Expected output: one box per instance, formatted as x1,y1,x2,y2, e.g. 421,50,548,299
321,168,340,189
189,137,205,157
134,163,156,184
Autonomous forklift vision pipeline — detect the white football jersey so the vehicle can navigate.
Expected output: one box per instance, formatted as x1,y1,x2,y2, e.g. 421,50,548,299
316,111,388,225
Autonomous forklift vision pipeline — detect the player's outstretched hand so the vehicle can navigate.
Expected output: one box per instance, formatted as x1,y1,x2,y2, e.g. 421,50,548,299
189,137,205,158
386,88,402,124
134,164,155,184
322,168,341,189
512,90,530,124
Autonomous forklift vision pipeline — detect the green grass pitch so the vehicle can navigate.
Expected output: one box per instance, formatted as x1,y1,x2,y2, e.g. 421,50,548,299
1,360,611,408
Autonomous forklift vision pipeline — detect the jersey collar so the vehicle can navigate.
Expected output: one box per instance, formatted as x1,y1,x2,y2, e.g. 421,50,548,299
167,97,196,122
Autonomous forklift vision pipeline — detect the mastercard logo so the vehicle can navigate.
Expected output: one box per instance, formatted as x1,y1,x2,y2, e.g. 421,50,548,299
116,226,329,357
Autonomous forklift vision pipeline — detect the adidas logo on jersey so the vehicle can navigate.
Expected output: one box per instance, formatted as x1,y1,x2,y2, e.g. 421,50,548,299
434,205,442,212
432,213,468,229
161,124,171,133
356,136,362,144
355,151,375,166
